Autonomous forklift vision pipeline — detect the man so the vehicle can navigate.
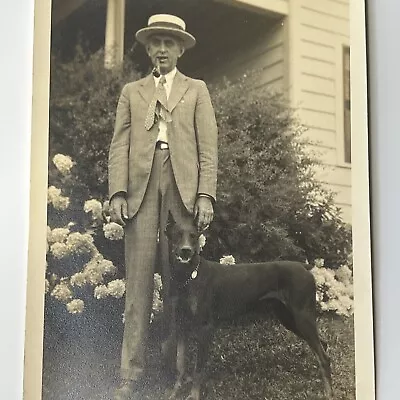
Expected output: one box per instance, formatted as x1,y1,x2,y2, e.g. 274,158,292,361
108,14,218,399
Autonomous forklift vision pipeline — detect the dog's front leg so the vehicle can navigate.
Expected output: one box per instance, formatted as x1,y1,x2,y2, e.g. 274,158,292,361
167,329,187,399
186,323,213,400
161,295,178,376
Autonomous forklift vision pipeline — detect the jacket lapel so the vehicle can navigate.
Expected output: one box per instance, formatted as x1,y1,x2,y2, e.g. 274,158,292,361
138,74,156,105
168,71,189,112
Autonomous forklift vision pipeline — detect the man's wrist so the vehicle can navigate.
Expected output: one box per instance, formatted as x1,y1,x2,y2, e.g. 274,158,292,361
110,191,127,202
197,193,213,200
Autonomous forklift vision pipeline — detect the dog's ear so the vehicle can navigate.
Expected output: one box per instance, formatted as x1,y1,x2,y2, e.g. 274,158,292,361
165,211,175,238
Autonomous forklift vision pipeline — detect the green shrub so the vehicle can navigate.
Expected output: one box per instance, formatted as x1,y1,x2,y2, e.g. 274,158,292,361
49,46,142,200
48,47,351,269
205,76,352,266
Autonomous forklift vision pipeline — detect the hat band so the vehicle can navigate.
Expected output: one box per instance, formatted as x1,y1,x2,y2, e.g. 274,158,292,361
148,21,185,31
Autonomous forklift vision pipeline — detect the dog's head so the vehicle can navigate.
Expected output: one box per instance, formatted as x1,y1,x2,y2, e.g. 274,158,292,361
165,212,201,267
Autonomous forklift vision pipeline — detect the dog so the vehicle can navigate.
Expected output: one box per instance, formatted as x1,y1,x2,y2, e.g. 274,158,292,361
163,212,333,400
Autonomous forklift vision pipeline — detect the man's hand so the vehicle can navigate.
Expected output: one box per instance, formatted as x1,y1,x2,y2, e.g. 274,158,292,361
110,195,128,227
194,196,214,232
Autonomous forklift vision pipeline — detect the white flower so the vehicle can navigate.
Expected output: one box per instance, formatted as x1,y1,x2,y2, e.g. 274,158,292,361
45,279,50,294
53,154,74,176
154,273,163,291
335,265,353,285
311,267,326,287
70,272,87,287
326,298,341,312
320,301,329,312
314,258,325,268
337,295,354,316
50,242,70,259
84,199,103,221
199,234,206,251
81,254,116,284
99,259,117,275
107,279,126,298
151,273,164,320
94,285,109,299
312,264,354,317
66,232,96,255
66,299,85,314
47,186,61,204
103,222,124,240
47,186,70,210
54,196,70,210
220,255,236,265
83,258,104,285
152,288,163,315
48,227,70,244
51,283,72,302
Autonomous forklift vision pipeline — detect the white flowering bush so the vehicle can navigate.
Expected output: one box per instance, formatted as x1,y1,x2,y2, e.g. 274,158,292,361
310,258,354,317
46,153,166,319
84,199,103,222
47,154,353,320
220,255,236,265
52,154,75,176
66,299,85,314
214,253,354,317
47,186,70,210
46,220,125,313
103,222,124,240
46,154,127,314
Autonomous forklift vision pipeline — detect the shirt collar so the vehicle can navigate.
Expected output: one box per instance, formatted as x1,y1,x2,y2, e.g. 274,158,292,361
153,67,177,86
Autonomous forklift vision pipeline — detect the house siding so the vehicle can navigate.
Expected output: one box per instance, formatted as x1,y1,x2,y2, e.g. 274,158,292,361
202,0,352,222
289,0,351,222
196,18,286,91
220,0,352,222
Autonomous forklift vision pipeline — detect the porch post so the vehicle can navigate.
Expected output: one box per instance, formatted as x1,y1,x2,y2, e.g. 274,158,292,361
104,0,126,69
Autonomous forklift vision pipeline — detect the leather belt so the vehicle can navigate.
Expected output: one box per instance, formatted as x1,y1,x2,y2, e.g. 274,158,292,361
155,141,169,150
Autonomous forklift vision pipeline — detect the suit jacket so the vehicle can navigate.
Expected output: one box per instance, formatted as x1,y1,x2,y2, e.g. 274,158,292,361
108,70,218,218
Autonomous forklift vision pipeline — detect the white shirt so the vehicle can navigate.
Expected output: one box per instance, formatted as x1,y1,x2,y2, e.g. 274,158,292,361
153,67,177,144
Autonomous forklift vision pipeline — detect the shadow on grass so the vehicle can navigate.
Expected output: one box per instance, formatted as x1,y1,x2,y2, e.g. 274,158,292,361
42,303,355,400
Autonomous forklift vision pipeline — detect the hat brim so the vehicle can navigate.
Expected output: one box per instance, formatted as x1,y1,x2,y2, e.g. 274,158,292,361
135,27,196,49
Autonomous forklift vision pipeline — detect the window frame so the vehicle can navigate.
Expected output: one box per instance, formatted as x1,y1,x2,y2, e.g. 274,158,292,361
336,39,352,167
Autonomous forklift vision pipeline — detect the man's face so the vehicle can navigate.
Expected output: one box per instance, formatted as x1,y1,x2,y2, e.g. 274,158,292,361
146,34,185,75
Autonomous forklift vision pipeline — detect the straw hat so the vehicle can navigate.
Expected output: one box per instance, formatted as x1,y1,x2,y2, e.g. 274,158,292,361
135,14,196,49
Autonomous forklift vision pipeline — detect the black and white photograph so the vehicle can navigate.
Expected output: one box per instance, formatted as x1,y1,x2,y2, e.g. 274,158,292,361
23,0,373,399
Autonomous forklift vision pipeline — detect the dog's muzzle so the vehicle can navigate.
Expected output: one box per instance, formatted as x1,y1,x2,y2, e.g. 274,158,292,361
176,247,195,263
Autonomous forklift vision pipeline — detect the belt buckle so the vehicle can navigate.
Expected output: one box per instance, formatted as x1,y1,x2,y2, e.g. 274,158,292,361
158,141,168,150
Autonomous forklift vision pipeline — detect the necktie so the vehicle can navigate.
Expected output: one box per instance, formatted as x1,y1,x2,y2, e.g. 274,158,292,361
145,76,172,130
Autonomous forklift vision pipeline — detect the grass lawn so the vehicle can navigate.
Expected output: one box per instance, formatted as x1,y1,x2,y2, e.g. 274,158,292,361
42,308,354,400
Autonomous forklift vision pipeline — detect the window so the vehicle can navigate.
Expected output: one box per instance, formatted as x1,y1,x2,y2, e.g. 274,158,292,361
343,46,351,163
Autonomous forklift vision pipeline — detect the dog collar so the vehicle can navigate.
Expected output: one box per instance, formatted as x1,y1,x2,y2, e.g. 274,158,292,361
182,257,200,287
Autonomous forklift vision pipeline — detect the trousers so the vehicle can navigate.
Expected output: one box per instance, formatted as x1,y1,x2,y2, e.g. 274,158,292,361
120,147,192,379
